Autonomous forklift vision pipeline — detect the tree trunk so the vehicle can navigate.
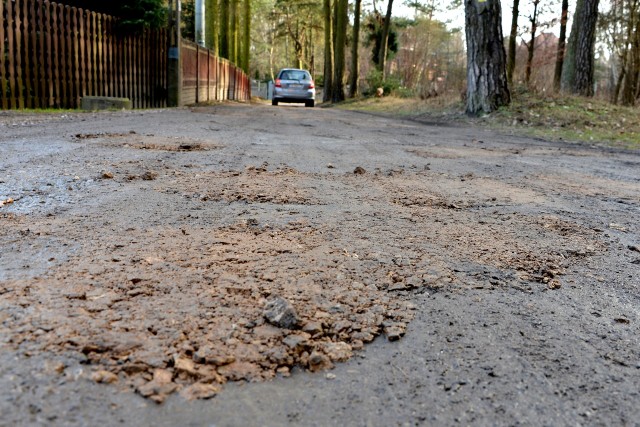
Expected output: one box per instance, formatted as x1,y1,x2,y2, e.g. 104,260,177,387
635,17,640,104
308,25,315,76
562,0,600,96
525,0,539,85
621,16,640,105
378,0,394,78
205,0,218,52
323,0,333,102
506,0,519,85
573,0,599,95
332,0,347,102
561,0,580,91
465,0,511,115
242,0,250,73
293,20,304,69
220,0,229,59
230,0,238,64
553,0,569,91
349,0,362,98
621,56,639,106
613,66,626,104
332,0,338,47
611,0,632,104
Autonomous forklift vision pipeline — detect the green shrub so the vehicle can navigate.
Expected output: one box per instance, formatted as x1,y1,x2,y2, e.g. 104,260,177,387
364,70,402,96
392,86,415,98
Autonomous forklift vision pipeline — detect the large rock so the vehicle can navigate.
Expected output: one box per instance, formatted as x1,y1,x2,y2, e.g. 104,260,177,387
136,369,177,404
319,342,353,362
308,351,333,372
180,383,220,400
263,296,300,329
81,96,132,111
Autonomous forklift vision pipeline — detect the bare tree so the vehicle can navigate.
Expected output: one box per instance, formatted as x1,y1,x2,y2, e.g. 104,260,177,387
525,0,541,85
507,0,520,85
378,0,395,78
349,0,362,97
610,0,640,105
553,0,569,91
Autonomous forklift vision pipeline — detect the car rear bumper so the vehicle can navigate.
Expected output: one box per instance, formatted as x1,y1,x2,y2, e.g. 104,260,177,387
273,89,315,103
273,96,314,104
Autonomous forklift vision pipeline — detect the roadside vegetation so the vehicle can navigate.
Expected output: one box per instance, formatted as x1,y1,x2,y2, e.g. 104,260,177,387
337,91,640,150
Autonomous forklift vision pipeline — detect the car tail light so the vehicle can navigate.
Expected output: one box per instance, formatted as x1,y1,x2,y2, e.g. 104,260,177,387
275,79,282,88
309,81,315,89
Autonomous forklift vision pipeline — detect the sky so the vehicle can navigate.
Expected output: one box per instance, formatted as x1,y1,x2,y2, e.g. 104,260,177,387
386,0,570,39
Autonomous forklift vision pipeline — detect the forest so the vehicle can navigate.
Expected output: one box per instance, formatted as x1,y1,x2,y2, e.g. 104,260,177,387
57,0,640,113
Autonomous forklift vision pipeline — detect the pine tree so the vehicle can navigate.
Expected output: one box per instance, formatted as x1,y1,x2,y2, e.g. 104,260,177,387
331,0,347,102
464,0,511,114
323,0,334,102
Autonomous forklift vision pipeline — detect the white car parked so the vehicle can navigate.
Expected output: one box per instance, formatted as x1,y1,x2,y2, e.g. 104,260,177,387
272,68,315,108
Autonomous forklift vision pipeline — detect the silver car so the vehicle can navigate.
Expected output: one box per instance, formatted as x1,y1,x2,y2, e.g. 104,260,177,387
272,68,315,107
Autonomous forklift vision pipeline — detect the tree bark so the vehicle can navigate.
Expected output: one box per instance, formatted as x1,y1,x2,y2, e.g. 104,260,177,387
573,0,599,95
562,0,600,96
465,0,511,115
349,0,362,98
332,0,347,102
205,0,218,53
308,25,315,76
242,0,250,73
230,0,238,64
378,0,394,78
220,0,229,59
561,0,580,91
293,20,304,69
506,0,519,85
323,0,333,102
613,66,626,104
621,14,640,105
611,0,631,104
553,0,569,91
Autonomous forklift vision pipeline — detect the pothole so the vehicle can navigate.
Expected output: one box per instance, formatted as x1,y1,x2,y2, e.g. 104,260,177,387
73,132,221,151
1,219,418,403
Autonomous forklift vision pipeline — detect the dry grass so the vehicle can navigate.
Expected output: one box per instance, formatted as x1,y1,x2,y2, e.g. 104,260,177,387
337,91,640,150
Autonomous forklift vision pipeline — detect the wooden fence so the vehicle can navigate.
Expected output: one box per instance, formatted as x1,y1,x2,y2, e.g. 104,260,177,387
1,0,250,110
0,0,168,109
181,39,250,105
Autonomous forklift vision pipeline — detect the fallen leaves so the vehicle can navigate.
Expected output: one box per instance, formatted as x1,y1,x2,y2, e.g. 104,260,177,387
0,197,14,207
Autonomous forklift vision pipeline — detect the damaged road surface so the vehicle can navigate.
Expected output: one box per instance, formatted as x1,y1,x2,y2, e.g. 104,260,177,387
0,104,638,426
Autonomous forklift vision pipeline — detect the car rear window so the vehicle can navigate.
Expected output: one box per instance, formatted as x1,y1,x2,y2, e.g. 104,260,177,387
280,70,310,80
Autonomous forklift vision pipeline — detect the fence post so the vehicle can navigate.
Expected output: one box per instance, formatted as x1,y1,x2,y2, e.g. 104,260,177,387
167,0,182,107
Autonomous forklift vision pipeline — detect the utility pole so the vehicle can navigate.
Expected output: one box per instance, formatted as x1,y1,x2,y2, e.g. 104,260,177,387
195,0,206,46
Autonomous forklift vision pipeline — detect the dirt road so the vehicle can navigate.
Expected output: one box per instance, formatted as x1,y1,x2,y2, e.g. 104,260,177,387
1,104,638,426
